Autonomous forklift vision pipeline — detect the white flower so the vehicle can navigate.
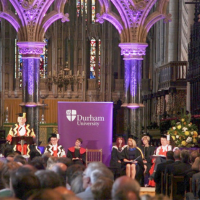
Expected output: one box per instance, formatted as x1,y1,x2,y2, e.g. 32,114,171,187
191,132,194,135
176,122,181,125
176,135,179,139
186,137,192,143
188,124,191,127
198,135,200,138
173,127,176,130
182,127,188,131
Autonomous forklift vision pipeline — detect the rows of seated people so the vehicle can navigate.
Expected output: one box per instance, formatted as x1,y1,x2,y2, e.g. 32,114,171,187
0,149,176,200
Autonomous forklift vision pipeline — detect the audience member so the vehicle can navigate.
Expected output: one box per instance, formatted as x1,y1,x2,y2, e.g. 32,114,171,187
44,133,66,157
27,189,65,200
10,172,41,199
91,177,113,200
49,163,67,186
0,162,20,198
111,176,140,200
154,151,174,194
13,155,27,165
71,172,84,194
29,156,45,170
66,164,85,189
35,170,62,189
76,162,113,200
67,138,86,165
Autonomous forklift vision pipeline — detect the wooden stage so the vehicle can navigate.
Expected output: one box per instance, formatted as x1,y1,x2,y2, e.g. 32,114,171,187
140,187,155,197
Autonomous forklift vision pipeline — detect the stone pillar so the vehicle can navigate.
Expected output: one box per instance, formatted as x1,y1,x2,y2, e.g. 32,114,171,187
17,42,46,145
119,43,148,140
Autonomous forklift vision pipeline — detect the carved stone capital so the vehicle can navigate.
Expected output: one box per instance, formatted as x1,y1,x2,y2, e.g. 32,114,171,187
119,43,148,60
17,42,46,55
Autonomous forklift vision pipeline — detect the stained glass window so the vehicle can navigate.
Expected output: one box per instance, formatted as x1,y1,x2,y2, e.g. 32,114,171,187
76,0,87,19
90,38,101,86
92,0,96,23
40,38,48,78
90,38,96,79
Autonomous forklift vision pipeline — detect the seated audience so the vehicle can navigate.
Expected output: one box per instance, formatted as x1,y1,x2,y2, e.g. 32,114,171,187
121,137,144,181
71,172,84,194
110,136,127,178
44,133,66,157
154,151,174,194
67,138,86,165
111,176,140,200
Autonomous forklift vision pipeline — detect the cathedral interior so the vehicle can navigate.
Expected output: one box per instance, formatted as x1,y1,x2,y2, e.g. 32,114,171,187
0,0,199,144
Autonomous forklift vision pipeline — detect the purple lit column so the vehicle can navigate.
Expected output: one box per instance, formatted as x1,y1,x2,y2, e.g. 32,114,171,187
119,43,148,139
18,42,46,145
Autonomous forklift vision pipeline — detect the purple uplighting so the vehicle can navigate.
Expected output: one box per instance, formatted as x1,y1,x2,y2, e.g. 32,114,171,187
130,60,138,97
124,60,130,94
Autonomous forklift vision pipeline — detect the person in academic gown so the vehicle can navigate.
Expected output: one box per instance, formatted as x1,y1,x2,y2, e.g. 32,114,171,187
67,138,86,165
44,133,66,157
121,137,144,182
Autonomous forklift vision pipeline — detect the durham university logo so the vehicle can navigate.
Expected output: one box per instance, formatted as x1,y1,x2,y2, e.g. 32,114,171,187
66,110,77,121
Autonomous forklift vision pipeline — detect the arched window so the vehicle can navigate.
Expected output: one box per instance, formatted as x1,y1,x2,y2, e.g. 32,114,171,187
91,0,96,23
90,38,101,87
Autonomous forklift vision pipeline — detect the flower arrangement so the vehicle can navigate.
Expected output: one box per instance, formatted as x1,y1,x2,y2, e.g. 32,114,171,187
167,114,199,147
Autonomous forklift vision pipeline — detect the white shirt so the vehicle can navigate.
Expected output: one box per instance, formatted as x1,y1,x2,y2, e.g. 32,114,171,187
18,125,26,136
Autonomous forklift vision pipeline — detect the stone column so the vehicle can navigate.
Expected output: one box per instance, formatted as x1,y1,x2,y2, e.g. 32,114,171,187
119,43,148,140
17,42,46,145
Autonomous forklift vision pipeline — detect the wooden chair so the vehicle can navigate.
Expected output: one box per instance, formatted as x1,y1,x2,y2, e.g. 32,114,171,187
86,149,102,166
170,175,185,200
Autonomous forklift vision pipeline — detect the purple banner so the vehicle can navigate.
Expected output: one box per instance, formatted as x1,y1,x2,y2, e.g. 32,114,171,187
58,102,113,166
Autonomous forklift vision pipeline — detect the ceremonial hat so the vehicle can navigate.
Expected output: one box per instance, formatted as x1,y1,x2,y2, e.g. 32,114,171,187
18,113,26,118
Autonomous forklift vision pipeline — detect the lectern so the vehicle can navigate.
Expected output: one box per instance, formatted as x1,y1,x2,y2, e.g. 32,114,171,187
11,136,34,155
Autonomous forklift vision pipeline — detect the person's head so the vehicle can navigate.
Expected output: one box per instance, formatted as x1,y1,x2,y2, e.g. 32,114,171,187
111,176,140,200
75,138,83,148
14,155,27,165
49,134,59,145
127,138,136,148
141,136,150,146
181,150,190,163
166,151,174,160
66,164,85,186
35,170,62,189
173,149,181,160
160,135,168,146
116,137,125,147
91,177,113,200
30,157,45,170
70,172,84,194
83,162,113,190
17,113,26,126
10,172,41,199
28,189,65,200
2,161,21,188
190,150,199,163
49,163,67,186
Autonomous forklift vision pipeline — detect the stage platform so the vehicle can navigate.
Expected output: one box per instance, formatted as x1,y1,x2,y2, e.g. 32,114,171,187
140,187,155,197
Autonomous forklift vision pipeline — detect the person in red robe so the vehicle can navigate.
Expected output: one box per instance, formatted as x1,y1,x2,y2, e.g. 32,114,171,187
67,138,86,165
6,113,37,155
44,133,66,157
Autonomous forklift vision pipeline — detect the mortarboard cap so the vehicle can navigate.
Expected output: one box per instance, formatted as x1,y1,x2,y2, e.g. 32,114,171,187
128,135,138,140
18,113,26,118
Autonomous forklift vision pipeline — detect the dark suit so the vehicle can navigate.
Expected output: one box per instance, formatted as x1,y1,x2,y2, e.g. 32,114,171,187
154,159,174,194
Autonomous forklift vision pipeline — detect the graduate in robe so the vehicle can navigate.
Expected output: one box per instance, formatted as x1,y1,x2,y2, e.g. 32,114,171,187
67,138,86,165
44,133,66,157
6,113,38,155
